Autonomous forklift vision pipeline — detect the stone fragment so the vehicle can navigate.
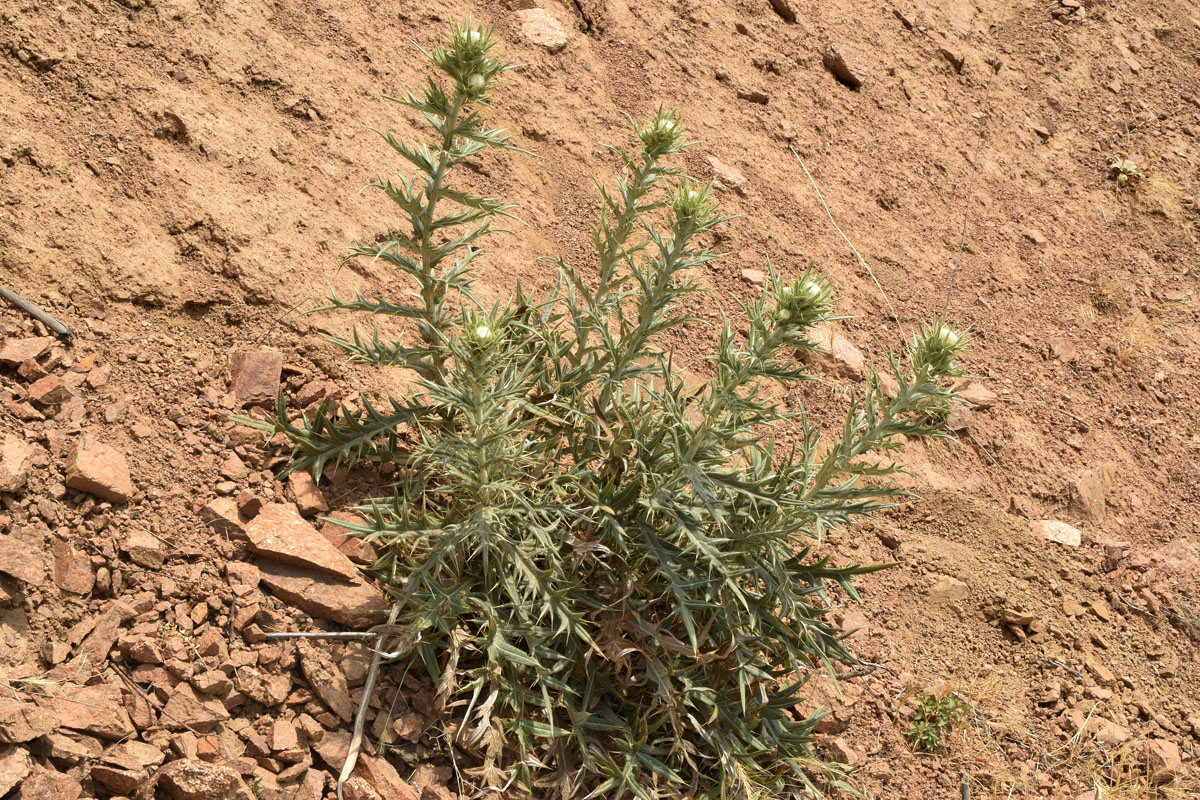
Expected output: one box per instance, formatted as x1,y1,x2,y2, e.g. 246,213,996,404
1084,656,1115,686
0,532,46,586
236,491,264,519
0,745,32,797
0,435,36,494
706,156,746,195
15,768,84,800
1140,739,1183,784
161,683,230,731
157,758,257,800
234,667,291,708
219,452,247,481
271,717,299,753
121,530,166,569
311,729,350,771
1022,228,1048,246
51,540,95,595
956,381,998,409
513,8,569,53
298,641,354,722
1151,538,1199,576
0,699,59,743
39,683,134,740
737,88,770,104
1062,597,1086,617
801,323,866,380
89,764,142,795
199,497,246,539
927,30,964,71
740,268,766,286
768,0,797,22
289,769,328,800
1093,717,1130,747
104,739,165,770
0,337,52,366
191,670,233,696
320,513,377,565
72,599,134,668
1032,519,1081,547
65,436,134,502
28,376,72,405
295,379,337,409
229,348,284,407
927,574,969,602
342,776,381,800
258,561,386,628
822,45,867,89
288,472,328,517
38,731,103,761
246,503,358,581
1067,463,1114,521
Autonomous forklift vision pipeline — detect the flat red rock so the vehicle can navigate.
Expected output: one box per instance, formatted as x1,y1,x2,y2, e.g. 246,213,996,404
258,560,386,628
245,503,359,581
0,336,52,366
228,348,283,406
65,436,134,503
0,435,36,494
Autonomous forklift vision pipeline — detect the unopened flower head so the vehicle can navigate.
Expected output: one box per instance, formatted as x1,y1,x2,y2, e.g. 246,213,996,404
935,325,959,348
672,182,713,227
455,26,489,59
774,272,832,328
435,22,501,93
638,110,684,157
475,323,494,340
914,319,966,377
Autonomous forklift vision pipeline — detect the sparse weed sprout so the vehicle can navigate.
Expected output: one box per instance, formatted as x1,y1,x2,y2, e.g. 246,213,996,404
1090,276,1126,314
1107,156,1144,188
906,693,970,753
248,21,968,799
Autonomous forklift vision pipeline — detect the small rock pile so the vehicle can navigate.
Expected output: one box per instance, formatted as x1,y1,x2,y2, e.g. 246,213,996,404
0,316,454,799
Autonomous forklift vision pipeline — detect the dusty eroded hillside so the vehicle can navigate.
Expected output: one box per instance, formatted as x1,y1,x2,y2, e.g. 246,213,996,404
1,0,1199,797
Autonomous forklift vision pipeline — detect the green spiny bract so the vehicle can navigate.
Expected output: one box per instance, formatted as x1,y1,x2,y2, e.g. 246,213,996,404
243,21,969,799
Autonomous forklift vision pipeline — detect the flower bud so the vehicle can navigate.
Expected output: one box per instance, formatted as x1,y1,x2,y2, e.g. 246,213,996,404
671,182,713,227
638,110,684,157
913,319,967,378
773,272,833,329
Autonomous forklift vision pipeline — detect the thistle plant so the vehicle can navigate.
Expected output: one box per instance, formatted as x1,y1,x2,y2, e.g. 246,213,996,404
243,21,969,799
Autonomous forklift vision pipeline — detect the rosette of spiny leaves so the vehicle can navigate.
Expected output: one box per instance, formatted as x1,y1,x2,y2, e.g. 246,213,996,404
243,21,970,800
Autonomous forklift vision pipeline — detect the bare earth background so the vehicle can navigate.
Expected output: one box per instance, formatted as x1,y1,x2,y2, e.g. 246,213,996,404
1,0,1199,797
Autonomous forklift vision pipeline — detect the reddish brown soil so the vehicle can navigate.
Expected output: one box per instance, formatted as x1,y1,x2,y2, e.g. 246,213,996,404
2,0,1199,797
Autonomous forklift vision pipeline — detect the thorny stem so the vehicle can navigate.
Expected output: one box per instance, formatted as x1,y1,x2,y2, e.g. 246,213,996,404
418,94,467,381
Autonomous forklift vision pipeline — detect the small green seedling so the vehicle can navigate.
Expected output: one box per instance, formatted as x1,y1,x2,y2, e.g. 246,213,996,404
1107,156,1144,188
906,693,970,753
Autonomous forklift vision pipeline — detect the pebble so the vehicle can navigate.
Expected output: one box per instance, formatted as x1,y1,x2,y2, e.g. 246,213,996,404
65,436,134,503
0,435,35,494
1032,519,1081,547
512,8,569,53
822,45,868,89
245,503,358,581
228,348,284,407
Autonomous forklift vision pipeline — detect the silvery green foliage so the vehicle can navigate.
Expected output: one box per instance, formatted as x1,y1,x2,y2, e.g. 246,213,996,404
247,21,968,799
